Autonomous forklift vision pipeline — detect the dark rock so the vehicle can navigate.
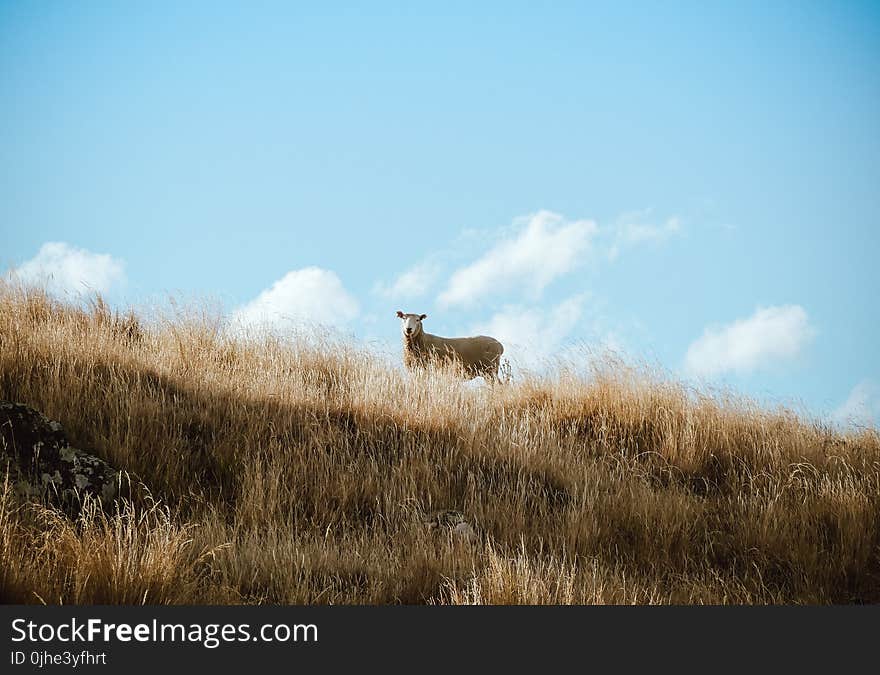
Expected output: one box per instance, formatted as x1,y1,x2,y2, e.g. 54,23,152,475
0,401,122,512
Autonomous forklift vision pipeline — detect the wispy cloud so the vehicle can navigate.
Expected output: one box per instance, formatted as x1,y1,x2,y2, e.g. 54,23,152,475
470,293,591,368
10,242,125,297
373,261,441,301
684,305,815,377
437,211,597,308
832,380,879,429
232,267,359,333
607,210,682,261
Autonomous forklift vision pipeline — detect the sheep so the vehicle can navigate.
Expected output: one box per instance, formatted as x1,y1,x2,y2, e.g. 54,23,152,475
396,311,505,381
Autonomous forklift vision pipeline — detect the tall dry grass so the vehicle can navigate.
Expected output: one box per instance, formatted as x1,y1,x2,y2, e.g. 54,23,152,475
0,282,878,604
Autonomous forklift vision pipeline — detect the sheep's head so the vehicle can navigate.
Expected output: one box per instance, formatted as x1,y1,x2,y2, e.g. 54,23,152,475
396,311,427,338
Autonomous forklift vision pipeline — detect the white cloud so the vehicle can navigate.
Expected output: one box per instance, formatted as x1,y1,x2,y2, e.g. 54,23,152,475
437,211,596,308
11,242,125,297
231,267,359,333
832,380,880,429
608,211,682,261
684,305,814,377
619,216,681,245
373,261,441,301
470,294,590,369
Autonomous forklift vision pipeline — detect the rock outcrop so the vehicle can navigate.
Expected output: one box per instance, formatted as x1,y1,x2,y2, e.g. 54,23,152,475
0,401,122,512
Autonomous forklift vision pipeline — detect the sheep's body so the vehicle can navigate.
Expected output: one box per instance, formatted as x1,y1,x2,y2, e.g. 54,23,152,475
402,325,504,381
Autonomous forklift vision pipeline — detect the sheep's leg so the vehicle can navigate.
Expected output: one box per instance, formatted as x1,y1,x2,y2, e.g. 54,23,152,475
485,355,510,384
482,360,501,384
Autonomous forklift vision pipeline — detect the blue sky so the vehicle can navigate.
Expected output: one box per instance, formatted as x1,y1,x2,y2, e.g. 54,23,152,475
2,2,878,425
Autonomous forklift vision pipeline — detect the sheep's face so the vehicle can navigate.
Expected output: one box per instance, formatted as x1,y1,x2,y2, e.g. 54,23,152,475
396,311,426,338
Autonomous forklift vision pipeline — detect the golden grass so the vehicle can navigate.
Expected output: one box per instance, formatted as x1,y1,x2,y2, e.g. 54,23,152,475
1,282,878,604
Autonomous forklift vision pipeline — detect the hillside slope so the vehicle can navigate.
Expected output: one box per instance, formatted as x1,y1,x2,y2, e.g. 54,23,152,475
1,284,878,604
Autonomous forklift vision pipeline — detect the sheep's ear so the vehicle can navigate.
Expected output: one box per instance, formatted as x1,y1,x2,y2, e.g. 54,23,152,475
396,310,404,318
419,314,427,320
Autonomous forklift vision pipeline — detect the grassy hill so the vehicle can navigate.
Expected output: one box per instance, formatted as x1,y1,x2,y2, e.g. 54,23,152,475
1,283,878,604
